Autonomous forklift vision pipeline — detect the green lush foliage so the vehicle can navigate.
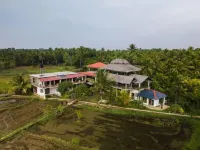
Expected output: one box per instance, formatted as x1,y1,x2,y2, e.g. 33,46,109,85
57,81,73,96
183,119,200,150
56,104,65,115
10,74,32,95
127,100,146,109
117,90,131,106
166,104,184,114
70,84,90,100
75,109,83,124
1,45,200,113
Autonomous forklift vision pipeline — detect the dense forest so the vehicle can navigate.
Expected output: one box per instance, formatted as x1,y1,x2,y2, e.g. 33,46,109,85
1,44,200,113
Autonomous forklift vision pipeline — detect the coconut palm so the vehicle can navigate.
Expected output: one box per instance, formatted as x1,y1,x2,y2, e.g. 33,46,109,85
11,74,32,95
118,90,131,106
95,69,114,100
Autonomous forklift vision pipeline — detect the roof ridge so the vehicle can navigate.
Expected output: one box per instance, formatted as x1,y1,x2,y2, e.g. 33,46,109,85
153,90,158,99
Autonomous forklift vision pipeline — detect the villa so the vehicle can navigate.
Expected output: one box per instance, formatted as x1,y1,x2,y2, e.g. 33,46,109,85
30,59,166,107
103,59,151,99
30,71,87,98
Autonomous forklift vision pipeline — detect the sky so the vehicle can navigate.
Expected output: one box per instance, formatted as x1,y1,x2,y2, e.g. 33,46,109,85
0,0,200,49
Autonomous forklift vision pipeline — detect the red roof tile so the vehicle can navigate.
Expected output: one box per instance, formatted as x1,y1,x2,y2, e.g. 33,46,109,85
87,62,105,69
66,73,85,79
40,77,60,82
79,72,96,77
40,73,86,82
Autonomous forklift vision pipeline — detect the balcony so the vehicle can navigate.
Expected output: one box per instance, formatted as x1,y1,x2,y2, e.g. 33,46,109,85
112,83,147,91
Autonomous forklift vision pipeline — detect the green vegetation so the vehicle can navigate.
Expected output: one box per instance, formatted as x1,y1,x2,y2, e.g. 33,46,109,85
117,90,131,106
0,65,77,92
166,104,184,114
183,119,200,150
57,81,73,96
1,46,200,114
10,74,32,95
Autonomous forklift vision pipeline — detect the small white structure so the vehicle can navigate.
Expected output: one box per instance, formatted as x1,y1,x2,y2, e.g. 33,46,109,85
137,89,167,107
30,71,86,99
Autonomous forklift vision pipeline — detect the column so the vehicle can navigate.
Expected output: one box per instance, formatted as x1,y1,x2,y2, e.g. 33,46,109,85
138,83,141,89
148,80,150,89
129,92,132,98
147,98,149,105
125,84,127,89
163,97,166,105
59,80,61,83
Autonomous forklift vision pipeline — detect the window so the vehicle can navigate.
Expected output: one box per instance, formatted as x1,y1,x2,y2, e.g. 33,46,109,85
40,89,43,93
33,78,35,83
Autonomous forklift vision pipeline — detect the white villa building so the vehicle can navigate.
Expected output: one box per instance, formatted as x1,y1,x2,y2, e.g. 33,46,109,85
30,71,87,98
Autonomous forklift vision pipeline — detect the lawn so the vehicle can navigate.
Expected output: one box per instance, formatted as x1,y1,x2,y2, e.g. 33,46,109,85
0,65,77,92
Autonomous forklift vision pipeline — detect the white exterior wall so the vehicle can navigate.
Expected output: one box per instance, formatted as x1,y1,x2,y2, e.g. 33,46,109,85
153,99,160,107
50,88,61,96
37,87,45,97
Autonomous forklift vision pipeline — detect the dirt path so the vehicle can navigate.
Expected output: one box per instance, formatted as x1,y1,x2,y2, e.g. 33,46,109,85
77,101,200,119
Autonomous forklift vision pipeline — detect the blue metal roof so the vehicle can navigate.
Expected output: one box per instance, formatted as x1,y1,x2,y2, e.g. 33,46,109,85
137,89,167,100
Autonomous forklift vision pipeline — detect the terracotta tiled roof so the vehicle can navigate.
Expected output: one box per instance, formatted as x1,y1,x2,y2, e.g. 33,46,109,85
39,73,85,82
66,73,85,79
79,71,96,77
87,62,106,69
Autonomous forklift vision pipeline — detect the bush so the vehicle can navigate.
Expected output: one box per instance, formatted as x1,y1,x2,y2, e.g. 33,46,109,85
167,104,184,114
128,100,146,109
56,104,65,115
57,81,73,96
70,84,90,100
71,137,80,145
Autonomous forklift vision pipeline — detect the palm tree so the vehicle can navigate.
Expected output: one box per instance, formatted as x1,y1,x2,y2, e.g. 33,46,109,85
95,69,113,100
118,90,131,106
128,44,137,51
11,74,32,95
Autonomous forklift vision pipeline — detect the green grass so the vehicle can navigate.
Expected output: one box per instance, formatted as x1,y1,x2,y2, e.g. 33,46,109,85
78,105,200,150
0,65,77,92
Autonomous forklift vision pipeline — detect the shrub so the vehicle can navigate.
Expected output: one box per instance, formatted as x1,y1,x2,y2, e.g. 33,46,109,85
56,104,65,115
57,81,73,96
71,84,90,100
167,104,184,114
128,100,146,109
71,137,80,145
152,118,164,127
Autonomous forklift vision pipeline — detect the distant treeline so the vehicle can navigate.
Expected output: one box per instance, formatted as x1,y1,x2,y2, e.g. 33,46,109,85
1,45,200,112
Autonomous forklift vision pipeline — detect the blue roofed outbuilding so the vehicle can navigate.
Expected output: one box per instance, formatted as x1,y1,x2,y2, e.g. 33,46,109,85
137,89,167,100
137,89,167,107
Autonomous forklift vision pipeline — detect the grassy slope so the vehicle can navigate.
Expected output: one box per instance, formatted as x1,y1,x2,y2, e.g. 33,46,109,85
0,65,77,92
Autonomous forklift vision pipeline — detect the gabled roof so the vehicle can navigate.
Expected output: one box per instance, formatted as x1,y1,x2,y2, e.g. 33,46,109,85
87,62,106,69
108,74,135,84
137,89,167,100
130,74,149,84
108,73,148,84
110,59,130,64
104,64,141,73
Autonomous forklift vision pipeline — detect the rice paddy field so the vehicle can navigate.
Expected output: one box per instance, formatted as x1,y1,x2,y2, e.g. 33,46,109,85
0,66,77,92
0,99,194,150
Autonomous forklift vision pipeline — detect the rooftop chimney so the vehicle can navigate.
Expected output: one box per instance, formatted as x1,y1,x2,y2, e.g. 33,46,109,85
40,64,44,75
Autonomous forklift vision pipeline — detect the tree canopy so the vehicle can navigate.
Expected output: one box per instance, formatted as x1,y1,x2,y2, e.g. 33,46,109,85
1,45,200,113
